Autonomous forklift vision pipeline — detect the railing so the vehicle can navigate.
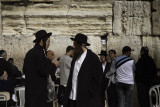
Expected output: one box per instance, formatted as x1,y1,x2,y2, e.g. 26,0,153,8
149,84,160,107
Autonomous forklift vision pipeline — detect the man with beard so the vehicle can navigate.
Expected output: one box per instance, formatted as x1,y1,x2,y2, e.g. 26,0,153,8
63,33,103,107
23,30,60,107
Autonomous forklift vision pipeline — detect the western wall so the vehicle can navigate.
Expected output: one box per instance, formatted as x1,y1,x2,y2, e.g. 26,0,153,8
0,0,160,71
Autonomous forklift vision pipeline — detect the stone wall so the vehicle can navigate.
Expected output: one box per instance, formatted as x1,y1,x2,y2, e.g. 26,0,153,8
0,0,160,70
108,1,160,69
0,1,112,70
152,0,160,35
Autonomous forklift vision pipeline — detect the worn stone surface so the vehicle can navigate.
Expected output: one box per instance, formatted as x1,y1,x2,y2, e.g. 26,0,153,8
152,0,160,35
1,0,160,70
0,2,1,37
107,34,160,68
107,34,142,62
113,1,151,36
49,35,101,57
142,36,160,67
1,3,112,69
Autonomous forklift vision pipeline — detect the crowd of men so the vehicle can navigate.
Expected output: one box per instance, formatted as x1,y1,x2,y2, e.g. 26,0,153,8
0,29,160,107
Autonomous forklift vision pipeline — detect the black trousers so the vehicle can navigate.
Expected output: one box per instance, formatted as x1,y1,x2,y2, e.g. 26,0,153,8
68,99,76,107
107,83,117,107
47,101,53,107
136,82,150,107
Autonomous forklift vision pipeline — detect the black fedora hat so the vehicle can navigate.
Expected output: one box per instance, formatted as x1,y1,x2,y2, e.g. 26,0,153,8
98,50,107,56
70,33,90,46
33,30,52,43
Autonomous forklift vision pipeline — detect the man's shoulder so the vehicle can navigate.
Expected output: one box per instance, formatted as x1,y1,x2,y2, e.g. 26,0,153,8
87,49,96,56
61,55,72,61
0,58,8,65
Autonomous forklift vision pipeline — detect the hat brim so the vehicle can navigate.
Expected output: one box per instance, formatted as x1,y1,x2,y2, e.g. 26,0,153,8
70,38,90,46
98,54,108,56
33,32,52,43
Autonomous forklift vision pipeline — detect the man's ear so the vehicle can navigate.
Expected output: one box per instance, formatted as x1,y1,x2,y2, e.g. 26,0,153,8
39,40,43,46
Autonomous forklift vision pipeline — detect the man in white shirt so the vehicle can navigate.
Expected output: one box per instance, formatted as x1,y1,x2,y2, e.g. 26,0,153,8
63,33,103,107
57,46,73,106
108,46,135,107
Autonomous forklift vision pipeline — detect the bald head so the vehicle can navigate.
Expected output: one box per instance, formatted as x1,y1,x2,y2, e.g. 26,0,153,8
47,50,54,61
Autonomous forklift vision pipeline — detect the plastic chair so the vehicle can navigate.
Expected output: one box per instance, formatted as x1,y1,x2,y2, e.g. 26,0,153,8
149,84,160,107
14,86,25,107
0,92,10,107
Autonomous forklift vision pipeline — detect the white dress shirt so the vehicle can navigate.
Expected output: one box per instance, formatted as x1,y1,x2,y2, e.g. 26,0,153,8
102,62,106,73
69,50,87,100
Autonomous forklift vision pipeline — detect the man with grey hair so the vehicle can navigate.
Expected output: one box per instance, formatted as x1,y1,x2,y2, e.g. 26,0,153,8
0,50,8,80
0,50,21,106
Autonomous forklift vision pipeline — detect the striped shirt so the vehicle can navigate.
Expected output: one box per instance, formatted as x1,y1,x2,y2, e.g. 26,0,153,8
115,55,135,84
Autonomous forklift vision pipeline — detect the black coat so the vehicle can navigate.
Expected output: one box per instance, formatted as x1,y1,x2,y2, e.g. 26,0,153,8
63,49,103,107
135,54,157,86
101,62,110,102
0,58,10,77
0,58,16,95
23,44,57,107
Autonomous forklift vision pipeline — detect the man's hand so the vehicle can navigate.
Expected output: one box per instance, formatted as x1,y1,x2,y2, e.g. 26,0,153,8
0,71,8,80
54,61,61,67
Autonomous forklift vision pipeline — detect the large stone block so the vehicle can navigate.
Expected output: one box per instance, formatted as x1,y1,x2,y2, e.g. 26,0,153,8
1,3,111,69
0,2,2,37
29,0,60,1
107,34,160,68
142,36,160,68
1,0,60,2
2,3,112,37
48,35,101,60
1,0,22,1
152,0,160,35
113,1,151,36
107,34,142,62
0,34,34,70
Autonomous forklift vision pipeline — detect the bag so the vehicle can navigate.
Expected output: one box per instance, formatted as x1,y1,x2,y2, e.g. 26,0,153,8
47,75,55,101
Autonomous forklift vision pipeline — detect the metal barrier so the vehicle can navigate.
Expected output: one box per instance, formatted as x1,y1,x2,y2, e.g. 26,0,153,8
14,86,25,107
149,84,160,107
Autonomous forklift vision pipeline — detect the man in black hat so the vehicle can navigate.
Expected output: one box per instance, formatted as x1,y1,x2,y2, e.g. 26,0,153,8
135,46,157,107
98,50,110,107
63,33,103,107
23,30,60,107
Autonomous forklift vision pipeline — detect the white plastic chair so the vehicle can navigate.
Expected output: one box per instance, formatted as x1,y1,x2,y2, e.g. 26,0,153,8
0,92,10,107
149,84,160,107
14,86,25,107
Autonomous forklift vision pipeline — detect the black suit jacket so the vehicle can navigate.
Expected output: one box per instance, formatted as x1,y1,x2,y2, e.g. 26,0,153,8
23,44,57,107
63,49,103,107
0,58,9,76
135,54,157,86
